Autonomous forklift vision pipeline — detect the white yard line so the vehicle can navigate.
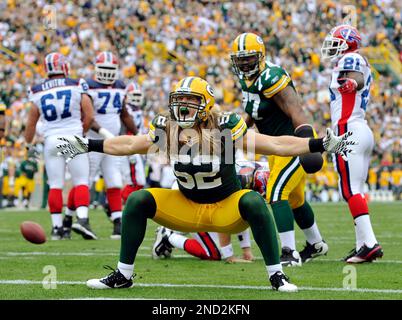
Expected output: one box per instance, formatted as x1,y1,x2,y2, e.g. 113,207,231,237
66,297,168,300
1,251,401,264
0,280,401,294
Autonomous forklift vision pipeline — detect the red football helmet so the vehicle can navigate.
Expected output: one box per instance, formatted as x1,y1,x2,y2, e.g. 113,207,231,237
126,82,144,107
95,51,119,84
44,52,70,77
321,25,362,60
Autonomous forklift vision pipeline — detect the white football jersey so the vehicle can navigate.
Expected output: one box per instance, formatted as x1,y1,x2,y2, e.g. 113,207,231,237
28,78,88,138
126,104,145,134
329,52,372,129
86,78,126,137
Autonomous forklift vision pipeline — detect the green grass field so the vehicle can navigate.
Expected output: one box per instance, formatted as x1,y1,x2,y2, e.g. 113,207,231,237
0,202,401,300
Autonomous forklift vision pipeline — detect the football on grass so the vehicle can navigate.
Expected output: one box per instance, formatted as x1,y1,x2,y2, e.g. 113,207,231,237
20,221,46,244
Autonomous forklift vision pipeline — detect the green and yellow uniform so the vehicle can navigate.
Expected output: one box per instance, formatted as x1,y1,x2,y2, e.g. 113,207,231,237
18,159,38,197
13,162,23,197
148,112,250,233
2,158,14,197
240,61,306,208
105,77,283,284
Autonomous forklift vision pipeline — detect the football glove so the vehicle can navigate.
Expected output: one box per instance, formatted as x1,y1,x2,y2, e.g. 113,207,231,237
338,78,358,94
323,128,356,160
56,135,89,163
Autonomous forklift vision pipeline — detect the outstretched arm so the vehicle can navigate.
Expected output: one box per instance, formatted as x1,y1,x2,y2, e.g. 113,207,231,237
246,130,310,156
243,129,355,160
103,134,151,155
56,134,154,162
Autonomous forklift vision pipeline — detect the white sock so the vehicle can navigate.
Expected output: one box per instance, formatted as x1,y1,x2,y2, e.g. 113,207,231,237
302,222,323,245
279,230,296,250
76,206,88,219
168,232,187,249
267,264,283,277
111,211,122,221
237,229,251,248
65,207,74,217
220,244,234,259
354,215,377,249
117,262,134,280
51,214,63,228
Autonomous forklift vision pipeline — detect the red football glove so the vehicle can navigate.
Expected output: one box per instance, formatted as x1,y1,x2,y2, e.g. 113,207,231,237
338,78,358,94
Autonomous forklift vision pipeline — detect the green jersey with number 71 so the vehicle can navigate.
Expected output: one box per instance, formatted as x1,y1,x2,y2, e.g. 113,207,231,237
149,112,247,204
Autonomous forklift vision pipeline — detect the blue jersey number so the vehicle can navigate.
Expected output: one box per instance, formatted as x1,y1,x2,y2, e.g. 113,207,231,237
40,90,72,121
97,92,122,114
343,57,360,71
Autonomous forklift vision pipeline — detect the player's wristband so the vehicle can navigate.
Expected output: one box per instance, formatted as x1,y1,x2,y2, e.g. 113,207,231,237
88,139,104,153
308,138,325,153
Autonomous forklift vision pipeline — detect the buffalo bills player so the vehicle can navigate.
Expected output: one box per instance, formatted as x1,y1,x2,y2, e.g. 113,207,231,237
85,51,137,239
321,25,383,263
25,52,95,240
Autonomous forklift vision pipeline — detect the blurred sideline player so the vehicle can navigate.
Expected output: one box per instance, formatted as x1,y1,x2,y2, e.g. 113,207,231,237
230,33,328,266
84,51,138,239
321,25,383,263
17,149,39,208
152,161,270,263
1,147,17,207
25,52,95,240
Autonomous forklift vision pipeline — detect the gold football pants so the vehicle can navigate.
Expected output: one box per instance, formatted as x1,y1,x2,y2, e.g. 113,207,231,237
147,188,252,234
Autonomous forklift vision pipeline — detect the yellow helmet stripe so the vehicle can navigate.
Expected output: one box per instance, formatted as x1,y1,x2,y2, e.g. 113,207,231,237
238,33,247,51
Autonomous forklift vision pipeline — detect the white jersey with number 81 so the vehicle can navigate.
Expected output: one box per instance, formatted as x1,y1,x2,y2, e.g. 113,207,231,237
329,52,372,129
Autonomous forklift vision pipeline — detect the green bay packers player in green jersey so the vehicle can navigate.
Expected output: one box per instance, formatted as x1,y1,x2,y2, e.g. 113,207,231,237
230,33,329,266
55,77,355,292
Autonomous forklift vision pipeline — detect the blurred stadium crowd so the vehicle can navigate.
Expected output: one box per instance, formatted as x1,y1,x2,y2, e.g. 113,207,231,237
0,0,400,208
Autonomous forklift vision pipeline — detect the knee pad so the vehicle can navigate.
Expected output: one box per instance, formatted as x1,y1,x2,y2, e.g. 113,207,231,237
125,189,157,219
238,191,267,221
48,189,63,213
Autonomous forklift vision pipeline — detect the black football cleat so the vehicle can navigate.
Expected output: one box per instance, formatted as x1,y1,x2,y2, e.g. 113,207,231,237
300,240,329,263
342,248,357,261
110,218,121,240
87,265,135,289
62,215,72,239
346,243,383,263
280,247,302,267
50,226,63,240
72,218,97,240
269,271,298,292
